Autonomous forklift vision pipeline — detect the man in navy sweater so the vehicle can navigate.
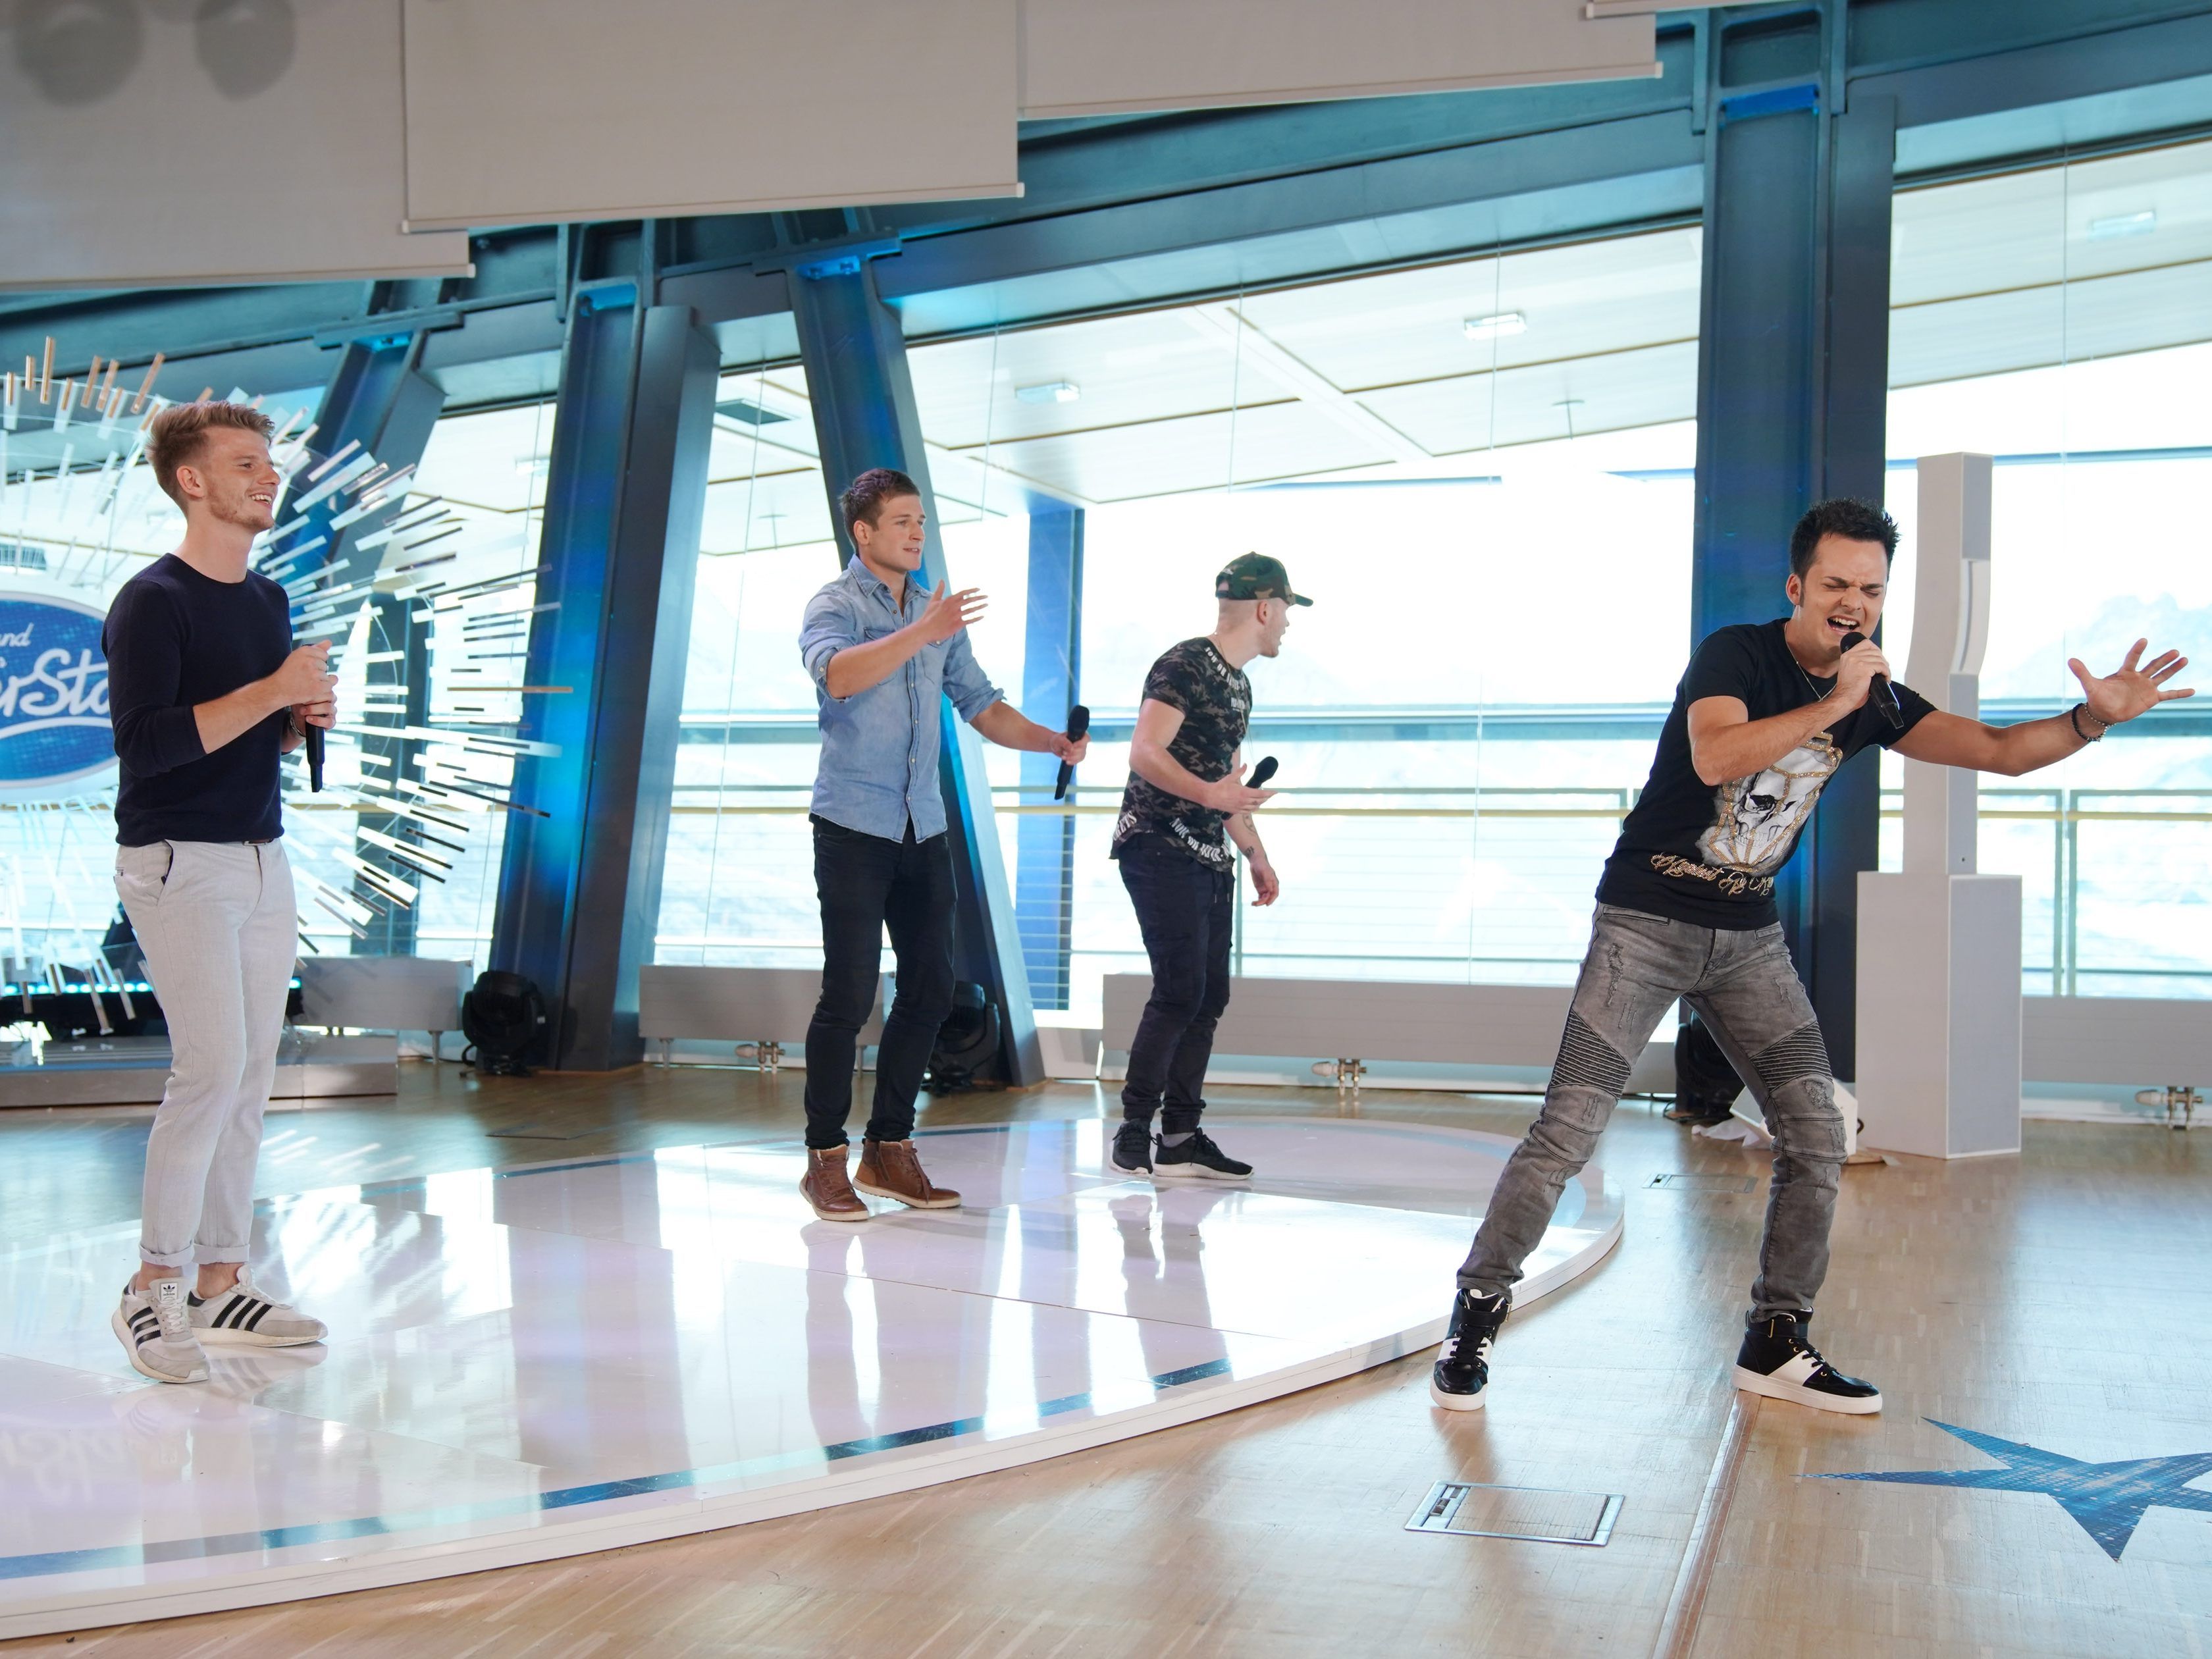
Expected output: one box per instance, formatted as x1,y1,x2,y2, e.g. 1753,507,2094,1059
103,401,338,1384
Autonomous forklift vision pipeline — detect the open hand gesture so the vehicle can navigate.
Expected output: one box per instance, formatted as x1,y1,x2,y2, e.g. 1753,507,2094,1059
2070,639,2194,729
912,581,988,645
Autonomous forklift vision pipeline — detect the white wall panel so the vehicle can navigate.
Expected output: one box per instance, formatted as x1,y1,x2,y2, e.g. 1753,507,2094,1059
402,0,1020,231
1020,0,1655,119
0,0,468,289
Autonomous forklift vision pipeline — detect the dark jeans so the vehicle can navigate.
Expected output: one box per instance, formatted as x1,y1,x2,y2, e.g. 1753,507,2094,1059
1457,903,1846,1325
803,817,956,1149
1118,846,1234,1136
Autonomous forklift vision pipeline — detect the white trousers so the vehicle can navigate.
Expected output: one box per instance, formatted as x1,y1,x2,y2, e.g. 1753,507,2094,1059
115,840,296,1269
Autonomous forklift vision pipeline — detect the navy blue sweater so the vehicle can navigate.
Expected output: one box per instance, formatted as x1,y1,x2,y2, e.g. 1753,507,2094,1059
103,554,292,845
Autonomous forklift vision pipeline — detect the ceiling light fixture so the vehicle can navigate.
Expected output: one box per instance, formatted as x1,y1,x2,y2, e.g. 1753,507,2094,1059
2087,210,2157,240
1463,312,1527,340
1016,381,1080,405
716,397,789,426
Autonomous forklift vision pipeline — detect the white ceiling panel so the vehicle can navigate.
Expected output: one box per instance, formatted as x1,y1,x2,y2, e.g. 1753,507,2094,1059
1891,261,2212,388
699,467,833,555
0,1,468,288
908,309,1304,450
402,0,1019,230
963,400,1390,502
1235,229,1702,392
414,404,560,516
1020,0,1656,118
1893,137,2212,305
1361,338,1698,454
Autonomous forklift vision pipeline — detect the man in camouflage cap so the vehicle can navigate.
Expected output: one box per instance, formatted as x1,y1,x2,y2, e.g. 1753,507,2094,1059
1107,554,1309,1180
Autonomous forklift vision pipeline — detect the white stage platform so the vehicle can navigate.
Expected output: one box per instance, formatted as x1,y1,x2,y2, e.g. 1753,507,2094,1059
0,1117,1622,1639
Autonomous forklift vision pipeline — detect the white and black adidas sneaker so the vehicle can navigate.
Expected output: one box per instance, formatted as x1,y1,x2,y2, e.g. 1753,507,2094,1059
1732,1311,1882,1414
188,1268,327,1348
112,1278,209,1384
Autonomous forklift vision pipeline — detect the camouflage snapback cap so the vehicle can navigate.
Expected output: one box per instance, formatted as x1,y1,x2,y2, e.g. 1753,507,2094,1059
1214,552,1314,606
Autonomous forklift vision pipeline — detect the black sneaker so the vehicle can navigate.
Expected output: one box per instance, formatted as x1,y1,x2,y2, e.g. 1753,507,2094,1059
1111,1121,1154,1175
1151,1128,1251,1180
1430,1286,1508,1411
1732,1312,1882,1415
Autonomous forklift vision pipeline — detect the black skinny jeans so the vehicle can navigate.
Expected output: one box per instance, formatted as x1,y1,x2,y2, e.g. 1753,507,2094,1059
803,817,956,1149
1118,845,1234,1136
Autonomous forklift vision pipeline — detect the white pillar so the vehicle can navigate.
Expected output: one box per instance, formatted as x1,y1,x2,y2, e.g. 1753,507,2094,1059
1855,454,2024,1159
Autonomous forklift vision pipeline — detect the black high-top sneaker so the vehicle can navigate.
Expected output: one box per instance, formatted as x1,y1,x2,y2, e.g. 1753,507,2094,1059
1429,1286,1509,1411
1732,1312,1882,1415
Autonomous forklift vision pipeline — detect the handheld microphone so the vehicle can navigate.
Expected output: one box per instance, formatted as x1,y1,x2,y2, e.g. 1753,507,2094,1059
1246,755,1279,789
1054,704,1090,800
1839,630,1905,730
305,721,325,792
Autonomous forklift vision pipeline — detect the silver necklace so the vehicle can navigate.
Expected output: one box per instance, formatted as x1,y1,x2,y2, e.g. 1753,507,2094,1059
1791,657,1835,702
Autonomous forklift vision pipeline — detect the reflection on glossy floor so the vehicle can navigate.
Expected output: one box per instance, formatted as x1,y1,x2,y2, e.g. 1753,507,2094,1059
0,1115,1620,1639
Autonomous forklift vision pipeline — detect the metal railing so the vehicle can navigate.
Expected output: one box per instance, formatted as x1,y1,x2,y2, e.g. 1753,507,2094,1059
12,782,2205,1011
651,782,2212,1009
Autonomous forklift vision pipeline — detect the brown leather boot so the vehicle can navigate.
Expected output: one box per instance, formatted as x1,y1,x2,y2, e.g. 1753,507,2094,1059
854,1138,961,1209
800,1146,869,1223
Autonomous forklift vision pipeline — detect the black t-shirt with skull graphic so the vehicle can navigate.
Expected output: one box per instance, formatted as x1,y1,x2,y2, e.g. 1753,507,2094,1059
1112,637,1251,870
1597,620,1934,929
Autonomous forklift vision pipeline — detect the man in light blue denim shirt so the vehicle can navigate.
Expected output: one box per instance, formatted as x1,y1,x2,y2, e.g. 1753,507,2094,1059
793,467,1087,1223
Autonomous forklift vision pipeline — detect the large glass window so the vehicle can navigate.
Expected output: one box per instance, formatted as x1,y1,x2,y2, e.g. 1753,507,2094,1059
652,234,1708,1019
652,361,1033,968
908,228,1704,1020
1883,138,2212,996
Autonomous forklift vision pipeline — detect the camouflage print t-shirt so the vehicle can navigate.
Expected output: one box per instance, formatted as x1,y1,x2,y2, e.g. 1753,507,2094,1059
1111,637,1251,870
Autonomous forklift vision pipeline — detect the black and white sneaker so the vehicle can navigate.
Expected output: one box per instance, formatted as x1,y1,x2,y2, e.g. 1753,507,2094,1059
188,1268,327,1348
1732,1312,1882,1415
1151,1129,1251,1181
1429,1286,1508,1411
112,1278,209,1384
1111,1121,1155,1175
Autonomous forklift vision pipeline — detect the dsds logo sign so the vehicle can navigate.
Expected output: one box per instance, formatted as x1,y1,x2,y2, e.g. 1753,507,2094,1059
0,591,113,793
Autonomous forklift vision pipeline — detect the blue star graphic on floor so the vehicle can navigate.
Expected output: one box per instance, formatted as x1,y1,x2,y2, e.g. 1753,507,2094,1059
1808,1420,2212,1561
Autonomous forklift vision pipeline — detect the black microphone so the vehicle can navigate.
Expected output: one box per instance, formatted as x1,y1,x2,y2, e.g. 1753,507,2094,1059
305,722,325,792
1840,630,1905,730
1246,755,1279,788
1054,704,1090,800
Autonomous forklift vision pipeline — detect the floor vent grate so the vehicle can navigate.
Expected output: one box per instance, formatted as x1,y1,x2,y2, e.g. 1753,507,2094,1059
1406,1482,1622,1544
1648,1172,1756,1192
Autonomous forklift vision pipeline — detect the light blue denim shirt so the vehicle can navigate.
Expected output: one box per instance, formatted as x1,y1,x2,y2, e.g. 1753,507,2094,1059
799,555,1003,841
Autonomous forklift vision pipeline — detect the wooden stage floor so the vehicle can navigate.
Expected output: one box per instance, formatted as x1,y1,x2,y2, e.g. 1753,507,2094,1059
1,1063,2206,1658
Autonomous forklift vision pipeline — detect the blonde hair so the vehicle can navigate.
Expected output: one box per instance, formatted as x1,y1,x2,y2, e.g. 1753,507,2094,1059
147,400,275,508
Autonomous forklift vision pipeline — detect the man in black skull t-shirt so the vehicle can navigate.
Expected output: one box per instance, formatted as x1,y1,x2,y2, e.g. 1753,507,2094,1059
1597,618,1934,926
1427,498,2192,1423
1109,554,1304,1181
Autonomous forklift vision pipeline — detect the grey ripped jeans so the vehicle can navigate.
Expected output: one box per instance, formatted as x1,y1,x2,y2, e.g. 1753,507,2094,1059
1458,903,1847,1325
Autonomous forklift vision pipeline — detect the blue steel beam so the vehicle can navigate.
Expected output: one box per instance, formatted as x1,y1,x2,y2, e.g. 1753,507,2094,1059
490,291,720,1069
1016,508,1084,1010
1690,3,1893,1079
787,256,1044,1087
